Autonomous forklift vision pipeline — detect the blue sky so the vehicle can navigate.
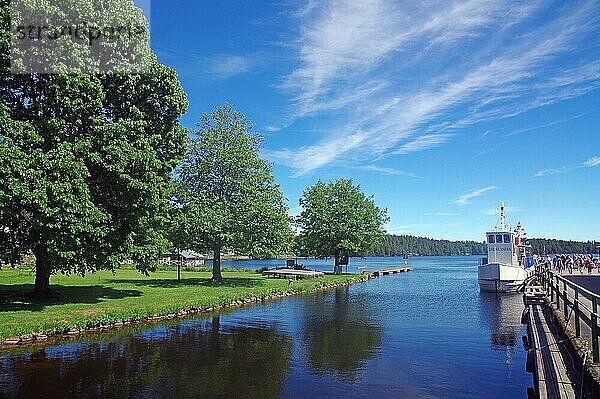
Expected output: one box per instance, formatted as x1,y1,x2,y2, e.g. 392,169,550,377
145,0,599,242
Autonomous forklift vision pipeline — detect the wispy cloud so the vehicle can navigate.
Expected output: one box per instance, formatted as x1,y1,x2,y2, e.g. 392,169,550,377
454,186,498,206
507,113,588,136
393,134,454,155
359,165,420,178
205,54,253,80
273,0,600,175
584,156,600,167
424,212,459,216
534,167,572,177
482,206,522,216
535,155,600,177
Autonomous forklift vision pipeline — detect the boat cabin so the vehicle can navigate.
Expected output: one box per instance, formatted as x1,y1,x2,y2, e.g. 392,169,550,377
486,231,518,266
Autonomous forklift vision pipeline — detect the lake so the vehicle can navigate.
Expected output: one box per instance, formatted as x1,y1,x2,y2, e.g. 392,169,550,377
0,256,531,398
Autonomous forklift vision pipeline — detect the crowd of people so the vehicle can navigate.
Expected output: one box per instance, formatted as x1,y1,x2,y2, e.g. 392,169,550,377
536,253,600,274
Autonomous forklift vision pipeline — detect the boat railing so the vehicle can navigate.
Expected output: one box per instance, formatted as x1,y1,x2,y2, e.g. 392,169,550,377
534,263,600,363
478,257,488,266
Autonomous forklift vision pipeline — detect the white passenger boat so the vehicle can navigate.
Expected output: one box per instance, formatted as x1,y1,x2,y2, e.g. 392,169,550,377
478,203,533,292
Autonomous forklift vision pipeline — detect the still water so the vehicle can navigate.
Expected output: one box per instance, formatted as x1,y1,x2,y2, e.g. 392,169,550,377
0,257,531,398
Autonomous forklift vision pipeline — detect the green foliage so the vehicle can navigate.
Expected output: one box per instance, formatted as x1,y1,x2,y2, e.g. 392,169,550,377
172,103,293,283
0,0,188,297
368,235,599,256
296,179,388,273
369,234,487,256
529,238,599,255
6,0,154,74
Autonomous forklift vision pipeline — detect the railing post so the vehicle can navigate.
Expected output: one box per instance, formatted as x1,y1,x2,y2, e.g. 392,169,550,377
574,288,580,337
563,280,568,319
549,271,553,302
556,275,561,310
593,297,599,363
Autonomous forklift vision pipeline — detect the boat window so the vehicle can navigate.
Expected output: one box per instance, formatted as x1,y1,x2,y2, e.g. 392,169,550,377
496,234,503,244
488,235,495,244
503,234,511,243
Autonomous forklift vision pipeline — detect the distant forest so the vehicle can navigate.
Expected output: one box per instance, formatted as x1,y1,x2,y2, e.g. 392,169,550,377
369,235,600,257
369,235,486,256
528,238,599,255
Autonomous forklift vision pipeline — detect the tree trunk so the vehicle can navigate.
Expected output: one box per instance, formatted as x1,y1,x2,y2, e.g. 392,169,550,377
212,240,223,284
33,246,51,298
334,256,342,275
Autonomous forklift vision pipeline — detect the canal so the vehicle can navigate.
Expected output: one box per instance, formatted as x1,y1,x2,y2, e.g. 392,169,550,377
0,257,531,398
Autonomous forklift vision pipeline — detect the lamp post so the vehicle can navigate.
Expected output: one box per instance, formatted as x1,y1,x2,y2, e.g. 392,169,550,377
178,249,182,283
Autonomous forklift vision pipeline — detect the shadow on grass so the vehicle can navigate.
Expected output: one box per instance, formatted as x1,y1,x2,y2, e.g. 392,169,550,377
110,277,266,289
0,285,143,312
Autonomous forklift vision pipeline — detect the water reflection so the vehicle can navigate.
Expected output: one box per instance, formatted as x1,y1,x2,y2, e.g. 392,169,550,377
0,315,292,399
302,287,383,382
0,257,533,398
479,292,525,369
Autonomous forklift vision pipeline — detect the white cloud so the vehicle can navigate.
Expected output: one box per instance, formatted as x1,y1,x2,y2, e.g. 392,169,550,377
274,0,599,175
265,125,281,132
482,206,522,216
584,156,600,168
534,168,566,177
359,165,419,178
205,55,253,80
265,129,369,176
424,212,458,216
534,155,600,177
393,134,454,155
454,186,498,206
507,113,588,136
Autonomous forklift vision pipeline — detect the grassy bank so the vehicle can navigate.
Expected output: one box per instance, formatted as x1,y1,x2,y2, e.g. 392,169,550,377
0,268,367,342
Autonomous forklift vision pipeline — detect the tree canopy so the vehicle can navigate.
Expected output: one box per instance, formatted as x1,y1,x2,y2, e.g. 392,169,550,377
296,179,388,274
172,103,293,283
368,235,487,256
528,238,599,255
0,0,188,297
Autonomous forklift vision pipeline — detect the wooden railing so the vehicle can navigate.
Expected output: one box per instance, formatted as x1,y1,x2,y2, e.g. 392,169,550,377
535,264,600,363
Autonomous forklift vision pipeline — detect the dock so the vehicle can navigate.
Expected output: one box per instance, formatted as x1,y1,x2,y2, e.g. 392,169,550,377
525,288,578,399
362,266,413,278
262,269,324,279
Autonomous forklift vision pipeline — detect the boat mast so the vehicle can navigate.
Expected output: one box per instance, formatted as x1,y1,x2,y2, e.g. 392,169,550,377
499,202,509,230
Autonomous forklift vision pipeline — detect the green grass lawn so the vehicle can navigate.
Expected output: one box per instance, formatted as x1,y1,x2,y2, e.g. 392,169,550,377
0,268,366,341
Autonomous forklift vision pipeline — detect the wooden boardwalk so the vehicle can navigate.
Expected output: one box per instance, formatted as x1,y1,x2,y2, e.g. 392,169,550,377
362,266,413,278
525,286,578,399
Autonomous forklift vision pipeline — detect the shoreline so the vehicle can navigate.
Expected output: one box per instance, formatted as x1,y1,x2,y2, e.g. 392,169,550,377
0,273,369,351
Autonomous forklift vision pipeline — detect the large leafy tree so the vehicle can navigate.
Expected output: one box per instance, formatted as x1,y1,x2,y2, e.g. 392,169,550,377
0,0,188,297
172,103,293,284
296,179,388,274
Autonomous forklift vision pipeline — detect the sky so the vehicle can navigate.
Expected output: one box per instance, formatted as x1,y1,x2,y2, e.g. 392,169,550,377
144,0,599,242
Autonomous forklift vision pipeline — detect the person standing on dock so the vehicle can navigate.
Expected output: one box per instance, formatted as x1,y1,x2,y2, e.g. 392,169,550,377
566,256,574,274
557,255,564,274
586,256,594,274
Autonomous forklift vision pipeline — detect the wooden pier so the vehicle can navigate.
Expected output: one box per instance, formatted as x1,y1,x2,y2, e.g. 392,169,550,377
524,284,579,399
362,266,413,278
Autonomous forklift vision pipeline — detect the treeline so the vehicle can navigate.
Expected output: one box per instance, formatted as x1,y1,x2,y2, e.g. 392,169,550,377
528,239,599,255
367,235,600,257
368,235,486,256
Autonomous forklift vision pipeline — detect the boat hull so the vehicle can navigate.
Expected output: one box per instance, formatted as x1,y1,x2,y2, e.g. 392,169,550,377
478,263,529,293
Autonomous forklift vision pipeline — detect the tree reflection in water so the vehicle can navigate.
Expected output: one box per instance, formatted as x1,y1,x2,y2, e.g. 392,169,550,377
302,287,383,382
0,315,292,399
